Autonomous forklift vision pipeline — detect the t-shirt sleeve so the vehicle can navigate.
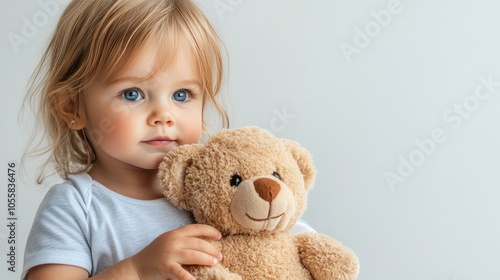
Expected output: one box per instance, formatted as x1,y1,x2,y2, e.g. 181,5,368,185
291,219,317,234
22,183,92,279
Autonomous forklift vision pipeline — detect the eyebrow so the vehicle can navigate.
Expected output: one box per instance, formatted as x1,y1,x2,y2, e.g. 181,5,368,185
110,76,144,84
177,80,202,88
110,76,202,88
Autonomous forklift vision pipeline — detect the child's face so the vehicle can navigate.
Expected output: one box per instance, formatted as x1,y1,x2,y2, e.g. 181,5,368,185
82,42,203,170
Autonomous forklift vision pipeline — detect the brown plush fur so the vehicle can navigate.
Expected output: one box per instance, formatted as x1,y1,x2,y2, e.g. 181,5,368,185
159,126,359,280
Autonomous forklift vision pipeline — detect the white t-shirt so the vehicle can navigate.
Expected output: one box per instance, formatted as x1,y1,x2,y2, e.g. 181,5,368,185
22,173,315,279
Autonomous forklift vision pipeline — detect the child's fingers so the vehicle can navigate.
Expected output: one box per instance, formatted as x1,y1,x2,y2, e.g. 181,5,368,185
183,237,223,261
177,246,220,266
178,224,222,240
166,262,196,280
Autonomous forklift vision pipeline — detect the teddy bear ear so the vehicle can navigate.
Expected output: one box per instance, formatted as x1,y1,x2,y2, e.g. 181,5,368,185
158,144,202,210
282,139,316,190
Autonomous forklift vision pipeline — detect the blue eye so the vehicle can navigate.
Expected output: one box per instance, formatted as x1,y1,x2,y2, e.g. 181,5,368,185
172,90,190,102
122,89,143,101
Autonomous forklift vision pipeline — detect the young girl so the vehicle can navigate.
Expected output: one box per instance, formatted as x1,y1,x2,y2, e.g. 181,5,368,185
21,1,314,280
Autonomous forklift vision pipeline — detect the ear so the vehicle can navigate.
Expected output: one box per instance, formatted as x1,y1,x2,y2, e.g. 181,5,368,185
282,139,316,191
158,144,203,210
54,95,85,130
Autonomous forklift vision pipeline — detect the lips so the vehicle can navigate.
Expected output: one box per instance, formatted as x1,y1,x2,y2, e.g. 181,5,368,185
143,136,174,147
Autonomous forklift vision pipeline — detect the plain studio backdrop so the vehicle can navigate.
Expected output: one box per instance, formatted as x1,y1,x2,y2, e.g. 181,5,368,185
1,0,499,279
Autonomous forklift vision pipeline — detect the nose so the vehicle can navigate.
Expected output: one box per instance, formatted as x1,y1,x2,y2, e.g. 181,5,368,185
254,177,281,202
148,106,174,127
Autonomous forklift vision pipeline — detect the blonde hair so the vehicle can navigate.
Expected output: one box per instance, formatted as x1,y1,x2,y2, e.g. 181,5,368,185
22,0,229,183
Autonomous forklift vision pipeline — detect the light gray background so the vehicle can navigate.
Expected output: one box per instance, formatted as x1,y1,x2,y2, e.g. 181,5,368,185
1,0,499,279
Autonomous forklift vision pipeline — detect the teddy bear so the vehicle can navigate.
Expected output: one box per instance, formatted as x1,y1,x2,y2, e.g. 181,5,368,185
158,126,359,280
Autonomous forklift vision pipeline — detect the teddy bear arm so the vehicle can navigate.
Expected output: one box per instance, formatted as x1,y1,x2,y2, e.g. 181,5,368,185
189,264,242,280
295,233,360,280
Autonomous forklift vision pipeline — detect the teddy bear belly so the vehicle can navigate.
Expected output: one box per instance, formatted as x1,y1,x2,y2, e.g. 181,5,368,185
219,234,313,279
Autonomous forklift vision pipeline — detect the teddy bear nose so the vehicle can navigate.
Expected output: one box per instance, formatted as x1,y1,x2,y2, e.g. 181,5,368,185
254,178,281,202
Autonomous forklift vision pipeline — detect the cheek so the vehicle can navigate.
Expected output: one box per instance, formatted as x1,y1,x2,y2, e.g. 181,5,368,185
185,114,203,141
85,113,136,149
179,106,203,142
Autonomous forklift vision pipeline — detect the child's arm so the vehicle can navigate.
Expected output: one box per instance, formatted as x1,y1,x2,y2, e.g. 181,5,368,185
26,264,89,280
27,224,223,280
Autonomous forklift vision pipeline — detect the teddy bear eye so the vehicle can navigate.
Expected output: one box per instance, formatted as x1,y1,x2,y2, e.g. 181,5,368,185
230,174,242,187
272,171,281,180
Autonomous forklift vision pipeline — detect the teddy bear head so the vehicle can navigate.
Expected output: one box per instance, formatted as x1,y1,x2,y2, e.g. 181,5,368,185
158,126,316,235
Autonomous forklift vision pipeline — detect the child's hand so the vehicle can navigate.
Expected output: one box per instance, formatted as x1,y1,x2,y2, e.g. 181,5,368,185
131,224,223,280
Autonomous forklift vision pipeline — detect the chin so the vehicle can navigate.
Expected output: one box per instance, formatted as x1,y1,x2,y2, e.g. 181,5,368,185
135,159,164,170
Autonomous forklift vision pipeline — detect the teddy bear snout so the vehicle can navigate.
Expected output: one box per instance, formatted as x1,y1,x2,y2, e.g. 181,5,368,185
254,178,281,202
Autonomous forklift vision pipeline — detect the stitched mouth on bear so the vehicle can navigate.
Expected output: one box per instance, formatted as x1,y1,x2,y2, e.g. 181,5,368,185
245,212,284,222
